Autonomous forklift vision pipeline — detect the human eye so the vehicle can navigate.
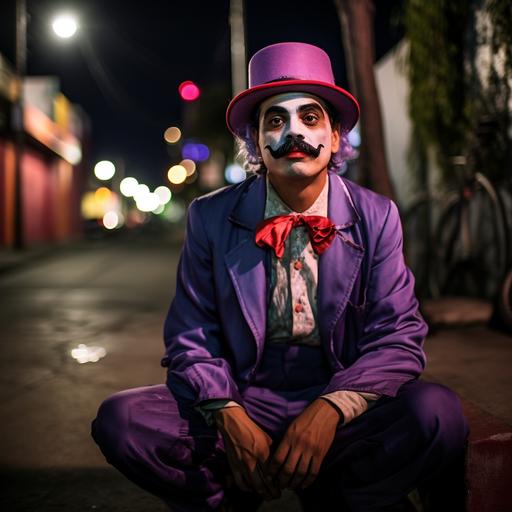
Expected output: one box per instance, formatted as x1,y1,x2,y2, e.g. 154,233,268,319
268,116,284,128
302,112,320,125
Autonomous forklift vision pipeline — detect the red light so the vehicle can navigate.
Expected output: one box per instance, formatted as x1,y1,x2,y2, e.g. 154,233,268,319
179,80,200,101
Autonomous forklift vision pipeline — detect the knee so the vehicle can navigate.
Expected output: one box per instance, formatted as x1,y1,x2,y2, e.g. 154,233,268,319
91,389,135,458
403,381,470,453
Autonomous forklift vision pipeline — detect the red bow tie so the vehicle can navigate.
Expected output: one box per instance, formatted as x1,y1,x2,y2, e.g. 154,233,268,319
255,214,337,259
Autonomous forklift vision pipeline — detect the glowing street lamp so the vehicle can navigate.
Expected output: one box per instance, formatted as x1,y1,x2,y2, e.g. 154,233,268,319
52,13,78,39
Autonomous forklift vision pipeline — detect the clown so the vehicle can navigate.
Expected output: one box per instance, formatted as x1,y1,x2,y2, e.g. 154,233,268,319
92,42,469,512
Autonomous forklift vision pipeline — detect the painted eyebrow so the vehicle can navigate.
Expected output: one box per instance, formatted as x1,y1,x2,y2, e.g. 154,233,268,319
262,102,325,119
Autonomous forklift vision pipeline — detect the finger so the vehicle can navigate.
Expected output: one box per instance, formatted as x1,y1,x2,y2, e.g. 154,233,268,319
245,459,271,497
256,462,281,500
232,467,252,493
288,453,311,490
277,448,301,489
267,442,290,479
300,456,321,490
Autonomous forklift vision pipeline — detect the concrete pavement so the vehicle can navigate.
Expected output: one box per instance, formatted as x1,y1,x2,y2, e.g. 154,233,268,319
0,228,510,511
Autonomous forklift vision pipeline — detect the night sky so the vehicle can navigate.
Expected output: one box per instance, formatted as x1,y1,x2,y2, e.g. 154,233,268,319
0,0,404,188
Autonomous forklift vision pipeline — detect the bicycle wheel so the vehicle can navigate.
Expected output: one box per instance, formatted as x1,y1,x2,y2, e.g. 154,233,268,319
432,173,509,300
497,268,512,328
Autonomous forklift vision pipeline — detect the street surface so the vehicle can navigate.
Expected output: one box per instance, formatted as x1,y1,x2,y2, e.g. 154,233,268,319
1,227,510,511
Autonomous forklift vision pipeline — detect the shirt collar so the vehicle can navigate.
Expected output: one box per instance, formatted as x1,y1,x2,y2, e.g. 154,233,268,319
264,172,329,219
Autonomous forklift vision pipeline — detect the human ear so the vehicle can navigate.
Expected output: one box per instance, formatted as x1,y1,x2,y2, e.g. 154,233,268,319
331,123,341,153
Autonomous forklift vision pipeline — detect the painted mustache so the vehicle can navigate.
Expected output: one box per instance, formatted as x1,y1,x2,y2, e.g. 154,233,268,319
264,136,323,159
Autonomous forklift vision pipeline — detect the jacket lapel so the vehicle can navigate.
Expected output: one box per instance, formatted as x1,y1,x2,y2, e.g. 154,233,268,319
225,174,268,363
317,173,364,354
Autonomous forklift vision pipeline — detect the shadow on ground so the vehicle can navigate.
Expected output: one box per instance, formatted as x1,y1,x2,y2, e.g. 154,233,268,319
0,467,304,511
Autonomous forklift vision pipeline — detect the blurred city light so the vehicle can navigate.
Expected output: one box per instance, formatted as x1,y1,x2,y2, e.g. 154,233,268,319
225,163,246,184
154,185,172,205
182,142,209,162
348,125,361,147
167,165,187,184
94,160,116,180
120,177,139,197
136,192,161,212
163,201,186,222
103,211,119,229
94,187,112,202
52,14,78,39
178,81,200,101
152,204,165,215
164,126,182,144
70,344,107,364
180,159,196,176
133,184,150,202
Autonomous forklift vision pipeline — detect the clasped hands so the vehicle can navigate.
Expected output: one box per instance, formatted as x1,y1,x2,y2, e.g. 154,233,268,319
215,398,340,501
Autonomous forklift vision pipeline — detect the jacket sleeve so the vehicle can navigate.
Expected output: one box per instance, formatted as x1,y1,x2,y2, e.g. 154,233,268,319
320,390,380,426
321,199,428,398
161,198,244,407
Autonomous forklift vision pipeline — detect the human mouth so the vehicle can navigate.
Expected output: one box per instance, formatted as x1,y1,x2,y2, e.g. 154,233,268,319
285,149,308,158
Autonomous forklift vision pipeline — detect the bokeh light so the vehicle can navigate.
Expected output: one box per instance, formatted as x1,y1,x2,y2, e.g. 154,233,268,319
52,14,78,39
225,163,246,184
133,184,150,202
164,126,182,144
180,159,196,176
167,165,187,184
120,177,139,197
94,187,112,202
103,211,119,229
154,185,172,205
348,126,361,147
71,344,107,364
136,192,161,212
182,142,209,162
178,81,200,101
94,160,116,180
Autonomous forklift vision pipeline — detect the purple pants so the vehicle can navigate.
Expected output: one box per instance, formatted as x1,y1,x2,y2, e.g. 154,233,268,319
91,343,469,511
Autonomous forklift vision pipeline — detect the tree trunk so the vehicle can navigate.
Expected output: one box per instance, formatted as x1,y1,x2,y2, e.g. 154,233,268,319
335,0,396,201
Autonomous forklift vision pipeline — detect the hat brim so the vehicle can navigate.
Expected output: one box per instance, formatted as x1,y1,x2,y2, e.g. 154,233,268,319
226,79,360,138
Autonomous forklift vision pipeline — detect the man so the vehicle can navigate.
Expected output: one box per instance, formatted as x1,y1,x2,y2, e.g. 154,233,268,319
92,42,469,512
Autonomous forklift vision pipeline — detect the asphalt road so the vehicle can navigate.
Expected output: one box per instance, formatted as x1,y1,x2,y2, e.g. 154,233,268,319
1,227,510,511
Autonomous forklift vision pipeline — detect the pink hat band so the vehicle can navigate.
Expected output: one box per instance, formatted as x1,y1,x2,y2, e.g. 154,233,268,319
226,42,359,138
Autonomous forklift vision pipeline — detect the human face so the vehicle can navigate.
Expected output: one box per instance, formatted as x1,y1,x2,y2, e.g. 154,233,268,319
255,92,340,180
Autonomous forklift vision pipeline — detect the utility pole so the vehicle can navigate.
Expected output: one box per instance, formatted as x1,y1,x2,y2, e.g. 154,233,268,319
13,0,27,249
229,0,247,97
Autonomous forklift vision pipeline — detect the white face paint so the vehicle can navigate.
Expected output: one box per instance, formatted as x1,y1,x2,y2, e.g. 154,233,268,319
255,92,340,180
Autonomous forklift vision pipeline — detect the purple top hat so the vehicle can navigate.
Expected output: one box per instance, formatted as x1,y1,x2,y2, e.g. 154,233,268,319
226,42,360,139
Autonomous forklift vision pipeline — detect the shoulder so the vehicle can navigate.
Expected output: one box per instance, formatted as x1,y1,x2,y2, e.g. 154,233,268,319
340,176,397,225
340,176,396,217
188,174,257,215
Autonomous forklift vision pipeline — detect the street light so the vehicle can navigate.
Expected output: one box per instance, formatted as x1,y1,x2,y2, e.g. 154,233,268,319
51,14,78,39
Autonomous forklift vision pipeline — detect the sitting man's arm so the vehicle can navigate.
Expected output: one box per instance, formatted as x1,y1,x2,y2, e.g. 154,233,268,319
161,198,276,498
161,197,243,408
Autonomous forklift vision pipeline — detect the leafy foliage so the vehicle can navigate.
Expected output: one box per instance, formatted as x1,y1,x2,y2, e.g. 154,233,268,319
404,0,511,183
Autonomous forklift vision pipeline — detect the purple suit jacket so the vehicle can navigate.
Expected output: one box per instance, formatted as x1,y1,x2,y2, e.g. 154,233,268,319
161,170,428,408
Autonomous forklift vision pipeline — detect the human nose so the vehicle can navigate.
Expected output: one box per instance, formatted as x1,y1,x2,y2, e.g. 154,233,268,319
285,114,305,139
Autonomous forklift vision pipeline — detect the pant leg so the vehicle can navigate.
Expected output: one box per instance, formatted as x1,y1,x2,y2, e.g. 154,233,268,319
91,384,239,512
295,379,470,512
